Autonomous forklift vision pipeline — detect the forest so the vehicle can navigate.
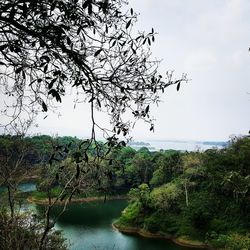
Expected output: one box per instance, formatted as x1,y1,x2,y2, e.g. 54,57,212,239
0,134,249,249
0,0,249,249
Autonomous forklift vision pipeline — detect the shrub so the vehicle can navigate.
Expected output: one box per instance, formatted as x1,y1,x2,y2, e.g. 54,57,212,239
0,209,67,250
117,201,141,226
144,213,162,233
209,233,250,250
225,233,250,250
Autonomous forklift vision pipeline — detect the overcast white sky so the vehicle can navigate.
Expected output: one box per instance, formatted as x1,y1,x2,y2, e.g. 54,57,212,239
4,0,250,141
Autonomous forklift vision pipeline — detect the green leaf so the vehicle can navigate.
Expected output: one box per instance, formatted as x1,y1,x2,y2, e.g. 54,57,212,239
111,40,116,47
148,38,151,46
66,36,71,45
44,64,48,73
117,33,123,40
94,49,102,57
88,3,92,15
48,89,62,102
48,78,57,89
126,19,132,29
177,82,181,91
42,102,48,112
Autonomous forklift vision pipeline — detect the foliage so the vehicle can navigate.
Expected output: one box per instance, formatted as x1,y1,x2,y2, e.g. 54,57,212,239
0,208,67,250
0,0,185,138
150,151,182,186
0,1,187,248
150,182,182,211
208,233,250,250
129,183,150,208
117,136,250,247
2,133,250,248
115,201,142,227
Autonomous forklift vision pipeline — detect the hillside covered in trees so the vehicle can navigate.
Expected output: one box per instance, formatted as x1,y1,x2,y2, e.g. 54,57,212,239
114,136,250,249
0,134,250,249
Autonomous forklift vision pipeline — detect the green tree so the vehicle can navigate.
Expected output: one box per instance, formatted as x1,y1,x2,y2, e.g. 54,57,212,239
0,1,186,248
150,182,182,211
129,183,151,209
181,152,204,207
150,151,182,186
130,148,153,185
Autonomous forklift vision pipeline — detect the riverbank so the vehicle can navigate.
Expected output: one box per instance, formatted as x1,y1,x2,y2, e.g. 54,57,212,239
112,222,210,249
27,194,127,205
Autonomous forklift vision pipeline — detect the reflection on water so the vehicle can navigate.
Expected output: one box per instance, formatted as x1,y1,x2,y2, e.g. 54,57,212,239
0,183,201,250
41,200,199,250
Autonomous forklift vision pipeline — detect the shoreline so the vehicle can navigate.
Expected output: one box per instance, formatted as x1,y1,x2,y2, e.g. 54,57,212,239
28,194,212,249
112,223,210,249
27,194,127,205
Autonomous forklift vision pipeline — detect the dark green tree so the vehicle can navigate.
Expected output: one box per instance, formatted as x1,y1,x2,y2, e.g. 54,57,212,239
0,1,186,248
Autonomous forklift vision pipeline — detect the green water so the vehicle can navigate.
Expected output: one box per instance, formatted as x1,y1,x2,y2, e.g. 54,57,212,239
47,200,198,250
0,182,36,192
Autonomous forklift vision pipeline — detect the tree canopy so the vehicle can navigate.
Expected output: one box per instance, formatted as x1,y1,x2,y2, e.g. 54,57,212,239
0,2,186,248
0,0,186,138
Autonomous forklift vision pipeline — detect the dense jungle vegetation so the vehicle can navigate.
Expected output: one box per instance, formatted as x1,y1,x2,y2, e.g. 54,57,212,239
0,135,250,249
115,136,250,249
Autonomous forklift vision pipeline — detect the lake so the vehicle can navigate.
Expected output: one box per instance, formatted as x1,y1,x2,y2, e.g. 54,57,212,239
129,140,226,152
1,183,202,249
43,200,200,250
0,182,37,193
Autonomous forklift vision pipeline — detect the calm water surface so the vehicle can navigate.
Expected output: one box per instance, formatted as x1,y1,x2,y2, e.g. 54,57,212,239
47,200,199,250
147,140,224,151
0,182,36,192
1,183,201,250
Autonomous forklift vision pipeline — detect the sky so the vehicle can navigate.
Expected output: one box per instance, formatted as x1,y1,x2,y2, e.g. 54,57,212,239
2,0,250,141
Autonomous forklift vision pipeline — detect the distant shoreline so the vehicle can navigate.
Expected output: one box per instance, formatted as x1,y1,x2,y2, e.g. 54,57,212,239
129,139,227,152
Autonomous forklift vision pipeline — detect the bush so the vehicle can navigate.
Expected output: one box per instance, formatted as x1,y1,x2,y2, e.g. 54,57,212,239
144,213,162,233
225,233,250,250
209,233,250,250
207,232,227,248
209,218,229,233
117,201,141,226
0,209,67,250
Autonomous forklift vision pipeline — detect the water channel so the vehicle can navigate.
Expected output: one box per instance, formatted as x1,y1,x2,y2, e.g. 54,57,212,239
46,200,199,250
1,183,201,250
